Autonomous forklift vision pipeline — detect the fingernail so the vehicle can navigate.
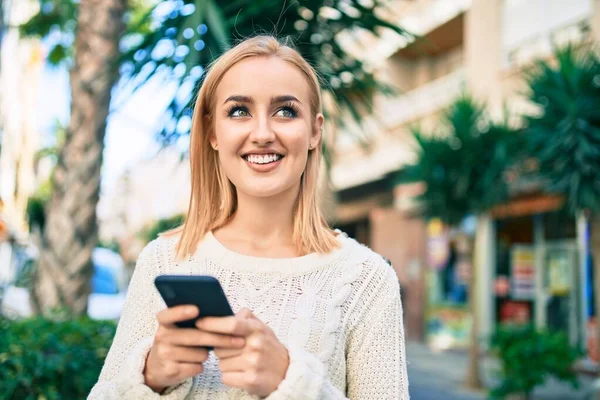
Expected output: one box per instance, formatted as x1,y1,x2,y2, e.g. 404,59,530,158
186,306,197,315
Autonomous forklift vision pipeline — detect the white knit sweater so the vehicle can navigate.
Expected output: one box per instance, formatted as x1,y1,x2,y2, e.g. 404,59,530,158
88,231,409,399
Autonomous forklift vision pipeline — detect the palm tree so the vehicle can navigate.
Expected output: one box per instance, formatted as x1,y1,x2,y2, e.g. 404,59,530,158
23,0,411,141
21,1,411,315
30,0,127,316
399,96,523,389
524,45,600,372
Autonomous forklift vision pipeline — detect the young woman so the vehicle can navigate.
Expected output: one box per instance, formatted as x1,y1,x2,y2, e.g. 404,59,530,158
89,35,409,399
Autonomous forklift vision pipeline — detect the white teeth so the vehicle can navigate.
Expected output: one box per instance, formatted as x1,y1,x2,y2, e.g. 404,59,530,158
245,154,282,165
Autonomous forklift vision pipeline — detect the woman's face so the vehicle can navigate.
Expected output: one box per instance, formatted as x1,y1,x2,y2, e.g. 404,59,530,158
211,56,322,199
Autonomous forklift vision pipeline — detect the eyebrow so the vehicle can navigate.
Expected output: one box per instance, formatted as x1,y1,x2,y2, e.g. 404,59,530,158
222,95,302,105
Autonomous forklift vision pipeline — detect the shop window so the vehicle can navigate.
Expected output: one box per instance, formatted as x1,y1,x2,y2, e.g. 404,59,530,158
543,211,576,240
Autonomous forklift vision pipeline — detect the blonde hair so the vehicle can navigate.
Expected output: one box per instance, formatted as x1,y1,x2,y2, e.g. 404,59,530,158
168,35,339,260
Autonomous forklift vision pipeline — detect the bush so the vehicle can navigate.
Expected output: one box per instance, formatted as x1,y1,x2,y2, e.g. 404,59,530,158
139,214,185,244
0,316,116,399
489,324,583,399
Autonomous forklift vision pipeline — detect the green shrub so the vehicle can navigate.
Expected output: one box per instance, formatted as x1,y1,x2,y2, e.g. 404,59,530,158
489,324,583,399
0,316,116,399
139,214,185,244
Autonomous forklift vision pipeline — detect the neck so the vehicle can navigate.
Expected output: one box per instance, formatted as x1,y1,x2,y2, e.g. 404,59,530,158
224,183,300,246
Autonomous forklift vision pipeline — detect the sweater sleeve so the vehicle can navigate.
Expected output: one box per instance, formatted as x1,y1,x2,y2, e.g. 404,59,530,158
88,239,194,399
345,266,410,399
265,260,410,399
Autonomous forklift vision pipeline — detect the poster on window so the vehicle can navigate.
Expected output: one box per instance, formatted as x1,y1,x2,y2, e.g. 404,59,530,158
547,249,571,296
511,245,535,300
427,219,450,270
499,300,532,325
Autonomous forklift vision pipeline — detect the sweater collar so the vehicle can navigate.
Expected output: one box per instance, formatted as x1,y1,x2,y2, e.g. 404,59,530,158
191,230,353,276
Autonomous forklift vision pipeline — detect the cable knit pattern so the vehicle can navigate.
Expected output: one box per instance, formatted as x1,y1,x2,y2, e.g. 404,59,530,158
319,261,362,365
88,231,409,399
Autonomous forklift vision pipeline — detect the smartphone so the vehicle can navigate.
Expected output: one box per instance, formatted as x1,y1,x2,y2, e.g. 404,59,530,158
154,275,234,329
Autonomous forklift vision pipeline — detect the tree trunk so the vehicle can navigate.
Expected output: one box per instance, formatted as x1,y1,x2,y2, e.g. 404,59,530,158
31,0,127,317
591,213,600,390
0,0,5,141
457,231,483,389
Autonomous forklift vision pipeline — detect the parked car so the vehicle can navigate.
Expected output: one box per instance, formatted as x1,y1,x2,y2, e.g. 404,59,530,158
1,247,128,320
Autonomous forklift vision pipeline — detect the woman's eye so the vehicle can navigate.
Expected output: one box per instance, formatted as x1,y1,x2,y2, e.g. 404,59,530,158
229,107,249,118
275,107,297,118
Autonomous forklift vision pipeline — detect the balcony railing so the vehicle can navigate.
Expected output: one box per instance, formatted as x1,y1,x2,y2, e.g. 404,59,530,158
379,68,465,129
505,19,591,68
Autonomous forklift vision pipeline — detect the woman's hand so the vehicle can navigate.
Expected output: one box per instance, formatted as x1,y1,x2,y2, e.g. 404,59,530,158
196,308,290,397
144,305,246,393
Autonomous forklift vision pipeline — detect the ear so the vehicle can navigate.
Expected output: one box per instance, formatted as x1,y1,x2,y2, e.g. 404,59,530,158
310,113,324,150
206,116,218,150
209,135,217,150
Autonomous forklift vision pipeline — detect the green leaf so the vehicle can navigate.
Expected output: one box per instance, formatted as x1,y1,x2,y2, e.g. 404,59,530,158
489,325,583,396
204,0,229,51
117,0,414,144
393,95,524,225
47,44,68,66
0,316,117,399
525,44,600,214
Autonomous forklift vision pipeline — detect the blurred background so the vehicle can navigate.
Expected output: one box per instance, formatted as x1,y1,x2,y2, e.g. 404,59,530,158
1,0,599,399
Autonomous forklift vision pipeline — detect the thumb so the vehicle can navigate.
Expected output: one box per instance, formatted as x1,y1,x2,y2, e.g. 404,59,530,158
237,307,254,319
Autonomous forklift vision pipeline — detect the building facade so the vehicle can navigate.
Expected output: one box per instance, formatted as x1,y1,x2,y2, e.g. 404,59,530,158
331,0,598,348
0,0,43,236
0,0,43,284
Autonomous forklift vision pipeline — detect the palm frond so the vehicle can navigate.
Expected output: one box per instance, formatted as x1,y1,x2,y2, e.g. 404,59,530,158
22,0,414,145
525,44,600,213
396,96,524,225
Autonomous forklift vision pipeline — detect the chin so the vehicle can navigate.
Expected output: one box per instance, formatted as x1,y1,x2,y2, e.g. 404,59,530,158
241,186,286,198
237,179,299,199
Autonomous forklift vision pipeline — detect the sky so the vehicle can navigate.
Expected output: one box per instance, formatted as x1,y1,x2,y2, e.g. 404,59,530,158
36,62,177,194
32,0,196,198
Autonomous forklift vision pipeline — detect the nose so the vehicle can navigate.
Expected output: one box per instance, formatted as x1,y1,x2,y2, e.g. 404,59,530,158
249,114,275,145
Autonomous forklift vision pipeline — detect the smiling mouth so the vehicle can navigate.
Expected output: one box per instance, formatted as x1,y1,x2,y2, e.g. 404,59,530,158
242,154,284,165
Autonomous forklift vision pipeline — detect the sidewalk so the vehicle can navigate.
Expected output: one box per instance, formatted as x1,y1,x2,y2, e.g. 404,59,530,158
406,341,598,399
407,341,486,399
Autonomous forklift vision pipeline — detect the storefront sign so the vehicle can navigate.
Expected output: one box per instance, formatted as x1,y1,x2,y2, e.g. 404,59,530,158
511,246,536,300
490,195,564,219
427,219,450,270
500,301,532,325
547,250,571,295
